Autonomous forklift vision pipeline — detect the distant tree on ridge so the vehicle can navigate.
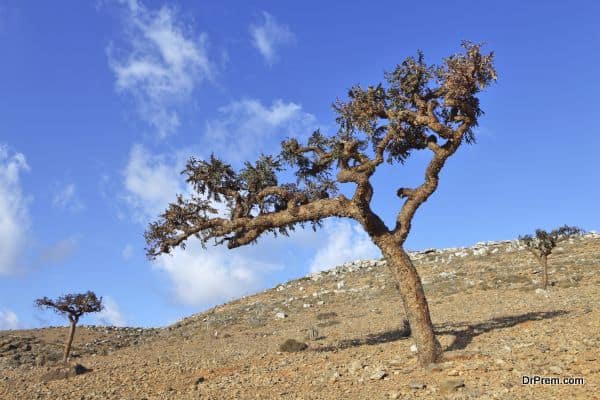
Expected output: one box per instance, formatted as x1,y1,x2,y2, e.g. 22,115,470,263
35,291,103,362
519,225,584,289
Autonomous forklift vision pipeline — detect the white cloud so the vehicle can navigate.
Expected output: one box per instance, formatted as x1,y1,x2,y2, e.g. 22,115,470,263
123,97,318,222
122,144,269,307
122,144,383,305
309,219,381,272
0,145,30,275
108,0,215,138
153,239,274,306
38,237,78,265
0,309,20,330
95,296,126,327
250,12,295,65
123,144,186,221
152,219,381,306
122,105,380,308
122,243,135,260
52,183,84,212
205,98,318,162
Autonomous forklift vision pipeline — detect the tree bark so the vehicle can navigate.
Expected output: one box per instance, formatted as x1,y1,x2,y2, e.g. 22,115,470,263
377,235,441,365
541,254,548,290
63,319,77,362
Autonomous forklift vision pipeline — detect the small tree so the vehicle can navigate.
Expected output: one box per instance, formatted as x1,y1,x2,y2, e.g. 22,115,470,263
519,225,583,289
145,42,496,365
35,291,103,362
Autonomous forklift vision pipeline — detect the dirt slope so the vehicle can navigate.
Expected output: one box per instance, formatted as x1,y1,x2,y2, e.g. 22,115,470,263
1,234,599,399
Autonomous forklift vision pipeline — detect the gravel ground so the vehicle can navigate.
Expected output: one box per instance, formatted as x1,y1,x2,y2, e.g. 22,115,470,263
1,235,598,399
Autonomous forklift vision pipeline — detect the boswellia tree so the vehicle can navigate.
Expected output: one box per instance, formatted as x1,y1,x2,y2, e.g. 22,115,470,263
145,42,496,365
35,291,103,362
519,225,583,290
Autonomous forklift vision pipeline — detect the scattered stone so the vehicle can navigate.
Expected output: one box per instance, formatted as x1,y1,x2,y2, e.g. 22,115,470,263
389,391,401,399
34,355,46,367
369,369,387,380
410,344,418,353
336,281,345,290
549,366,563,374
279,339,308,353
425,362,453,372
316,312,337,320
309,272,322,281
538,344,550,353
438,334,456,350
275,312,287,319
409,381,426,389
329,371,341,383
348,360,364,374
307,326,319,340
194,376,205,386
387,358,404,370
439,378,465,394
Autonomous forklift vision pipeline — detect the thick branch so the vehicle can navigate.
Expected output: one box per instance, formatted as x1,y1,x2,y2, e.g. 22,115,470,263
392,121,470,244
147,196,358,256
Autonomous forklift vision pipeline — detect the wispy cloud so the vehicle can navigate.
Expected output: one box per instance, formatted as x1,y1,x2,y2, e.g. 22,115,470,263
95,296,126,327
0,145,30,275
38,237,78,266
122,145,275,306
309,220,381,272
108,0,215,138
250,12,295,65
123,144,187,222
0,309,20,330
122,104,379,307
205,98,317,162
122,243,135,261
52,183,84,212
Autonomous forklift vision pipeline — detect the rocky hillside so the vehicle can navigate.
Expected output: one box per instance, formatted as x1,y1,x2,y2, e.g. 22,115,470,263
1,233,599,399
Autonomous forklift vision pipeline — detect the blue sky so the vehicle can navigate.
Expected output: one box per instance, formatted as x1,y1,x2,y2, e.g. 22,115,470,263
1,0,598,329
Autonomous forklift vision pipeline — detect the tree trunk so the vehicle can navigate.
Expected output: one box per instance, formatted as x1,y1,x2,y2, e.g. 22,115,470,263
541,254,548,290
63,319,77,362
378,237,441,365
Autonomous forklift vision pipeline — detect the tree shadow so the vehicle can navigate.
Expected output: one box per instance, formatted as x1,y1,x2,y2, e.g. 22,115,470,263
435,310,569,351
313,310,568,353
314,321,411,353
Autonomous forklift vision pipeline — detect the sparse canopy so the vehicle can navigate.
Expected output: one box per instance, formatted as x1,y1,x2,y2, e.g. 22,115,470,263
145,42,496,366
35,291,104,323
519,225,584,289
145,42,496,257
519,225,583,258
35,291,103,361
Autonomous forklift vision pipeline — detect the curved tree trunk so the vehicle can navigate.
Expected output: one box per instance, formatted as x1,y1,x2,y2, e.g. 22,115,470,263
377,236,441,365
63,319,77,362
541,254,548,289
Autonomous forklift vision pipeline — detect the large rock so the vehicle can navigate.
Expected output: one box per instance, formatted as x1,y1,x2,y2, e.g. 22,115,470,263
41,363,91,382
279,339,308,352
